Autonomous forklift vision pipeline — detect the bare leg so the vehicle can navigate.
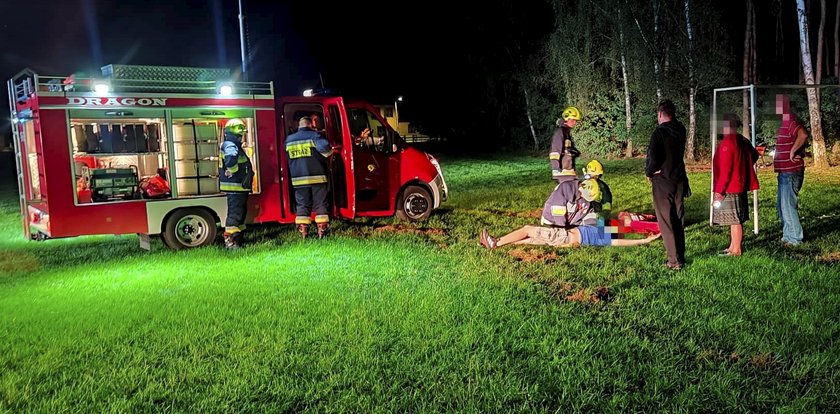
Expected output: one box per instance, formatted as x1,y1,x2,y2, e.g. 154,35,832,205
497,225,535,247
729,224,743,255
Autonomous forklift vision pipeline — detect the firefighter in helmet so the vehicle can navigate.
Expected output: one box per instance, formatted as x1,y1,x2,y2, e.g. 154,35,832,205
550,106,582,183
540,177,601,228
219,118,254,249
582,159,613,219
285,116,335,239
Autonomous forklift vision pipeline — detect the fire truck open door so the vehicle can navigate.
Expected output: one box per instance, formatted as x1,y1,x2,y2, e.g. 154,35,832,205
321,97,356,220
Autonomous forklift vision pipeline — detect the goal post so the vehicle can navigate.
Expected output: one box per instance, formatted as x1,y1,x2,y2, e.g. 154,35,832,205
710,83,840,235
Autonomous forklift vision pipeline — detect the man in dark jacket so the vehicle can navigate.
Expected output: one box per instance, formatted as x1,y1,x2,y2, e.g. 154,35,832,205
286,116,334,239
219,118,253,249
645,100,690,270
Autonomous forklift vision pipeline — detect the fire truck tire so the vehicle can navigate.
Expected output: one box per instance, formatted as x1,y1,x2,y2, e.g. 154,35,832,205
161,208,217,250
396,185,432,221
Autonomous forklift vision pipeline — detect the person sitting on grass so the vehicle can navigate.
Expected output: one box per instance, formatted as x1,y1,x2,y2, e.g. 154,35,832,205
479,224,661,249
582,159,613,220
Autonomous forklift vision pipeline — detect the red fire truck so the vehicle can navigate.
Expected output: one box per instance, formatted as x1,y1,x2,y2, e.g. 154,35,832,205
6,65,448,249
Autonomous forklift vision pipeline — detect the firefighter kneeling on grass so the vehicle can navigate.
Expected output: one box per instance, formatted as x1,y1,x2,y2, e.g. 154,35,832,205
219,118,254,249
286,116,335,239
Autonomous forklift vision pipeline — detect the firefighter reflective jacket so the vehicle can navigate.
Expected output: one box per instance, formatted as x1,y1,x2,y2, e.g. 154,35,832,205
219,132,253,193
549,124,580,181
285,127,332,187
541,180,598,227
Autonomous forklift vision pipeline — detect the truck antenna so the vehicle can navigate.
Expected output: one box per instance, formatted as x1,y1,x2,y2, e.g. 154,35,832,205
319,72,325,89
238,0,249,81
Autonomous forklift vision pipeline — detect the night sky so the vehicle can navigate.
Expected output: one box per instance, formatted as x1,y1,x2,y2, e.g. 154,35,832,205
0,0,831,149
0,0,552,134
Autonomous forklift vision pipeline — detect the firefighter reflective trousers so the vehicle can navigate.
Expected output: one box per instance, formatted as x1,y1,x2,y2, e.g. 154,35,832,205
294,183,329,224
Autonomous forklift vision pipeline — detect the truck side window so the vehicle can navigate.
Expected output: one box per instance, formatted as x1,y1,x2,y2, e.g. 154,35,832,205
349,108,389,152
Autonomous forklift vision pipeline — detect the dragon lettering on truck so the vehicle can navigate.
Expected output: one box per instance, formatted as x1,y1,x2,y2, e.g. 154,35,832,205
66,97,168,106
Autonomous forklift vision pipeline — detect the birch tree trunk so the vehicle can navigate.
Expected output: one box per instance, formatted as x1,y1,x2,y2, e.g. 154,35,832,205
523,87,538,151
796,0,829,168
684,0,697,162
619,10,633,158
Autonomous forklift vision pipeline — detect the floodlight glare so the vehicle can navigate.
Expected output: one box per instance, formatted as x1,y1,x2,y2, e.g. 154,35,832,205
303,89,314,97
93,82,110,94
219,84,233,96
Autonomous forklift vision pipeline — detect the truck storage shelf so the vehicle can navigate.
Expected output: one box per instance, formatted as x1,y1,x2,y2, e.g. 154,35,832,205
75,152,164,156
174,175,219,179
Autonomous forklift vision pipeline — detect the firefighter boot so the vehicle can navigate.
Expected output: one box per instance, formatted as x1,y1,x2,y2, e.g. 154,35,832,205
233,232,245,248
223,232,240,249
298,224,310,239
317,222,329,239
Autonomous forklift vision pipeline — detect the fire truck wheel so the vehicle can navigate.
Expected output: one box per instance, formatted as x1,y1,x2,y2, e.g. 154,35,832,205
396,185,432,221
162,208,217,250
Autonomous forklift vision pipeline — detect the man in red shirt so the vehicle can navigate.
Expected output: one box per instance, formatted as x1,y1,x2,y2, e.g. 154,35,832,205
773,94,808,246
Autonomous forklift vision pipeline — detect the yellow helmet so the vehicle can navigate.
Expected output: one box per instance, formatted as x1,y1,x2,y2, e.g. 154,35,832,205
579,178,602,202
562,106,582,121
583,159,605,177
224,118,247,136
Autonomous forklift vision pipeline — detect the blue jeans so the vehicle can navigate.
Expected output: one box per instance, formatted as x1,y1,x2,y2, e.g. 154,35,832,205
777,171,804,245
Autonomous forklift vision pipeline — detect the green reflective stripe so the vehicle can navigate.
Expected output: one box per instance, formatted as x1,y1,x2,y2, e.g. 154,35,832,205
227,164,240,174
220,182,248,192
550,205,567,216
552,169,563,177
549,152,561,160
291,175,328,186
295,216,312,224
314,215,329,223
602,202,612,210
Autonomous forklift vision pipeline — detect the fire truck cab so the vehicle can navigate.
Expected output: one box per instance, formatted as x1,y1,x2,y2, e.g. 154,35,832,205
6,65,447,249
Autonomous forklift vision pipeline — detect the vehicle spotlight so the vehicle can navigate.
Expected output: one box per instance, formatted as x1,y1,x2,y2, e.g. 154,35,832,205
303,89,314,97
219,84,233,96
93,82,110,94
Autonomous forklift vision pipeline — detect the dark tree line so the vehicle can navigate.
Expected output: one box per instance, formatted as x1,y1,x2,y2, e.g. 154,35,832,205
451,0,840,166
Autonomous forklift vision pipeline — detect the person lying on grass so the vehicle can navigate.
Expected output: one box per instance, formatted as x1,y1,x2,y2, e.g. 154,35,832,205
479,225,661,249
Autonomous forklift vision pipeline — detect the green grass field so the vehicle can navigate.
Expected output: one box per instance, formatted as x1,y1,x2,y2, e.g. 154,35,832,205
1,157,839,413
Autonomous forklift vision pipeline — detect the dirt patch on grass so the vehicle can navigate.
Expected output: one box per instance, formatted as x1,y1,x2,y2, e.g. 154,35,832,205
0,251,40,276
818,251,840,263
749,353,778,368
564,286,614,304
374,225,446,237
686,164,712,172
508,248,557,263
